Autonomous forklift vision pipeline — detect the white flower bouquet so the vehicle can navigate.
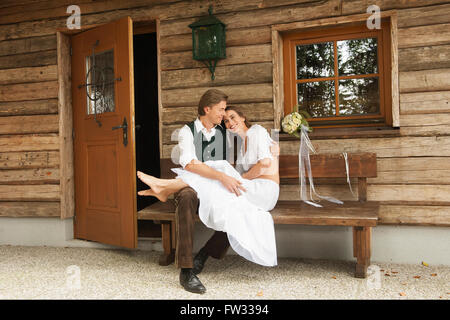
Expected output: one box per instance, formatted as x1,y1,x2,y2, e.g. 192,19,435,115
281,105,312,138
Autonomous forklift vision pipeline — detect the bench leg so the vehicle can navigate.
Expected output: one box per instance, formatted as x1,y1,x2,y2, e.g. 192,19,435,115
158,221,175,266
353,226,372,278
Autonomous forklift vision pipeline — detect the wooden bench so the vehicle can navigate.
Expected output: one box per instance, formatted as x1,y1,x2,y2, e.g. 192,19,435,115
138,152,379,278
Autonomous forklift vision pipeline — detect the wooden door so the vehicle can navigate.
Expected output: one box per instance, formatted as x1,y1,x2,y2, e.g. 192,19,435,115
71,17,137,248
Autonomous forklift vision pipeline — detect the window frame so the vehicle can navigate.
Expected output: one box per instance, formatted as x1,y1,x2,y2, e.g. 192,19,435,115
283,22,392,128
271,11,399,132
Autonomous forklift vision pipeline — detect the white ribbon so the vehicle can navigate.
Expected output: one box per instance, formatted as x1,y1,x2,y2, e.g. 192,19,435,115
342,152,356,197
299,125,344,207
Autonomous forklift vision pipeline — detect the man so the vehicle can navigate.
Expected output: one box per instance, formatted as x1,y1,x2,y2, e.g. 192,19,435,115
175,89,245,294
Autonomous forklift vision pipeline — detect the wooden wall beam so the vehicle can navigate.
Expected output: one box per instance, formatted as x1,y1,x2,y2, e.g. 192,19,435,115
0,201,60,217
0,99,58,116
57,31,74,219
0,151,59,169
0,65,57,85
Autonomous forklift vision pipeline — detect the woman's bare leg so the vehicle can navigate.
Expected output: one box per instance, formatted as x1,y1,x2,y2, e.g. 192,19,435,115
137,171,188,202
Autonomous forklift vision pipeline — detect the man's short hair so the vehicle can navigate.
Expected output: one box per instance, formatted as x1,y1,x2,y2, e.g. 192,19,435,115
198,89,228,116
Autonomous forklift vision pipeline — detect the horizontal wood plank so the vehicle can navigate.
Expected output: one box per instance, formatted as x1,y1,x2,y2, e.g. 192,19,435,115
0,114,58,134
397,2,450,28
400,113,450,127
0,168,59,184
370,169,450,184
342,0,450,16
399,23,450,49
399,44,450,72
160,0,341,37
0,49,56,70
400,68,450,93
279,153,377,178
0,34,56,56
162,83,273,107
400,91,450,114
279,184,359,202
271,201,378,226
279,136,450,158
0,65,57,85
368,184,450,202
0,151,59,169
378,204,450,226
0,81,58,101
160,25,271,54
161,44,272,71
137,199,378,226
0,184,59,201
0,201,60,217
0,99,58,116
161,62,273,90
0,134,59,152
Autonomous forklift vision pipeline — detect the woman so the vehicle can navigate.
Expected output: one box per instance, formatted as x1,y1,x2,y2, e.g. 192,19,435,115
137,106,280,266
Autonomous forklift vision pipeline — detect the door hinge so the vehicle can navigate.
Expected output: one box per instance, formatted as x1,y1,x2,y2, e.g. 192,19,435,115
70,46,72,56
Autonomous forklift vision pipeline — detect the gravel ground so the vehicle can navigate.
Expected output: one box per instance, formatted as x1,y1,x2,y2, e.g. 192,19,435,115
0,245,448,300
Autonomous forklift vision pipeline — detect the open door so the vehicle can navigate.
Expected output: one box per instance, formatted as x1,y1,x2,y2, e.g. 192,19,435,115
71,17,137,248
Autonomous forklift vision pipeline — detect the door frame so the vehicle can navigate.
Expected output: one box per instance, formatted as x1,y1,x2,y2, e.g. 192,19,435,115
56,17,162,221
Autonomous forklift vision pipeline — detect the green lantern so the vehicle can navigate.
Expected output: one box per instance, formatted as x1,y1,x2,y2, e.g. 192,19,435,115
189,6,226,80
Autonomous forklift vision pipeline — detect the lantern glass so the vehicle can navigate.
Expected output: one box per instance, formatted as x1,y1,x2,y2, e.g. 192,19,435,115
192,24,225,61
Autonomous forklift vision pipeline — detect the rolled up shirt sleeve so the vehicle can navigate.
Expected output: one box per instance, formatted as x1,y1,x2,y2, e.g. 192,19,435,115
178,125,198,168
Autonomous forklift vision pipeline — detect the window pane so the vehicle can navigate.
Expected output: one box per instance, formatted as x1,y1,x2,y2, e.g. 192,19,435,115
86,49,116,115
296,42,334,79
298,81,335,117
338,38,378,76
339,77,379,115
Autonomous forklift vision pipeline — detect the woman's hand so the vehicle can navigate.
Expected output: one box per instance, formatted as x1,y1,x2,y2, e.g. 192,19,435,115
219,173,246,196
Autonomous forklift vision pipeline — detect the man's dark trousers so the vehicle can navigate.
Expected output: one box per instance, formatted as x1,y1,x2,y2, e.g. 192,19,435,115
174,186,230,268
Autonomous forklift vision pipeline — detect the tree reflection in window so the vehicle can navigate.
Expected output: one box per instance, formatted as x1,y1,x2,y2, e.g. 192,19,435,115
296,37,380,120
339,78,379,115
298,81,335,117
296,42,334,79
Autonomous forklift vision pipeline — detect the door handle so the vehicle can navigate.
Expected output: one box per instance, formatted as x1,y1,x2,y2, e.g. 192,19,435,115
112,117,128,147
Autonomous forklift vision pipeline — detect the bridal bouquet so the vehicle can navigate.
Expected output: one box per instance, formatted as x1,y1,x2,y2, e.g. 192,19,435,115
281,105,312,138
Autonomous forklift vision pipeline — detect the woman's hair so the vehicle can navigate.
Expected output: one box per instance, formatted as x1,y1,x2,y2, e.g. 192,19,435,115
225,105,251,128
198,89,228,116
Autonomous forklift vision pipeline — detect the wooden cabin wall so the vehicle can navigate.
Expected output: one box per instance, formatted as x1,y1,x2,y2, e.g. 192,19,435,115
0,0,449,226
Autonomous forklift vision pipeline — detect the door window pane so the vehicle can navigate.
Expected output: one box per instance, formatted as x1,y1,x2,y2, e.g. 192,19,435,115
86,49,116,115
298,81,335,117
296,42,334,79
339,77,380,115
338,38,378,76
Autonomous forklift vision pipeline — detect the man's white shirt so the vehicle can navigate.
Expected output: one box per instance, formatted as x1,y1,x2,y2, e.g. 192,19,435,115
177,118,219,168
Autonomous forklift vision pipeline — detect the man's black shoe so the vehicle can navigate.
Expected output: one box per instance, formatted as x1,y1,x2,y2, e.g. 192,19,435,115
180,268,206,294
192,249,209,275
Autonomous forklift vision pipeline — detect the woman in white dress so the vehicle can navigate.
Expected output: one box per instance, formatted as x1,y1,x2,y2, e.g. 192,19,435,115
137,106,280,267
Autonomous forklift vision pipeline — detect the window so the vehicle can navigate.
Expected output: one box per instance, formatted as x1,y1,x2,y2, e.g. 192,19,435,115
283,21,393,128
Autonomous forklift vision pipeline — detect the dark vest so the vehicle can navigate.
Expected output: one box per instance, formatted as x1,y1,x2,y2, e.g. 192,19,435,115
186,121,226,162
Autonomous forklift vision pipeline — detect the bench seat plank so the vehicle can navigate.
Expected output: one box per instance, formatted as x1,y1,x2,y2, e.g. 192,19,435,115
138,201,176,221
138,200,379,227
272,201,378,226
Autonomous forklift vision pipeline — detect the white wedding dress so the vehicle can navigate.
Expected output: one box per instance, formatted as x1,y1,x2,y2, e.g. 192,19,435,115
172,125,279,267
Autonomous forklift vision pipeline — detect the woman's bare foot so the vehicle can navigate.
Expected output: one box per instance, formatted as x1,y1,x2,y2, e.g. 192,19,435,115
137,171,166,194
138,188,169,202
